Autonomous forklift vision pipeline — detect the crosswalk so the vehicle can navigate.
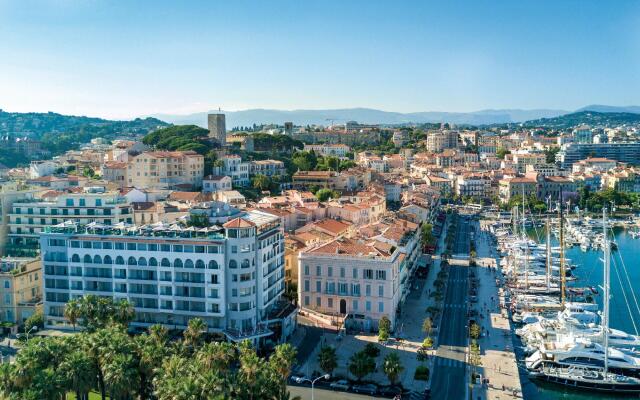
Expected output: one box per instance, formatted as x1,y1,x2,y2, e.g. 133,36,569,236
434,357,466,367
443,303,466,309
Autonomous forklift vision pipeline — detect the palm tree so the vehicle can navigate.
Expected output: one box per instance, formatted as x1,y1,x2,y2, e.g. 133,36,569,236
348,351,375,382
149,324,168,345
64,298,82,331
317,345,338,375
382,352,404,386
134,334,167,400
103,353,138,400
112,299,135,326
59,350,95,400
183,318,207,350
196,342,236,371
269,343,297,382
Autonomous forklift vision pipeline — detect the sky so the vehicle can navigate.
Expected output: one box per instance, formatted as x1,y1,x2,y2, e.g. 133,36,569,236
1,0,639,120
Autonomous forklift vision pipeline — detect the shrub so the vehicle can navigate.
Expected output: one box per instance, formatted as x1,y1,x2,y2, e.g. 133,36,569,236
414,365,430,381
422,337,433,349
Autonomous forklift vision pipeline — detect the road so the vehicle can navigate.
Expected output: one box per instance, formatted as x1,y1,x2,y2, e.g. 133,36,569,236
430,216,470,400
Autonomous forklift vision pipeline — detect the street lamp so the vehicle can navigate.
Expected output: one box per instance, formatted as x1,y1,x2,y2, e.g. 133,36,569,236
25,325,37,341
297,374,330,400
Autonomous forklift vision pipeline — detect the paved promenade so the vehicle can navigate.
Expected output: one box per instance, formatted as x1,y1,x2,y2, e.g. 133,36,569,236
472,219,523,399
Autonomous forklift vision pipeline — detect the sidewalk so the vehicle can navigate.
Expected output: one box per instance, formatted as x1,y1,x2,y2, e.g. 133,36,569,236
471,220,523,399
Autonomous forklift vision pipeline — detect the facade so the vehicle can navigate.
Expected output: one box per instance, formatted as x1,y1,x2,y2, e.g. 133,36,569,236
426,131,458,152
102,162,128,188
217,155,250,187
498,177,537,203
298,237,402,330
558,142,640,168
0,184,40,257
40,209,294,346
202,175,233,193
303,144,351,158
455,173,492,199
127,151,204,190
292,171,337,189
8,188,133,257
208,113,227,145
0,258,42,324
250,160,286,178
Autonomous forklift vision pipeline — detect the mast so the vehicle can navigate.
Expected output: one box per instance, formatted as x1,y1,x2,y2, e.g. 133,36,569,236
546,215,551,292
522,186,528,290
603,207,610,375
559,195,566,308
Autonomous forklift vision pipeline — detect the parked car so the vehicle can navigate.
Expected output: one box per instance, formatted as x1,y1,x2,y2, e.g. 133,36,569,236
329,379,351,391
352,383,378,395
379,385,404,398
290,375,305,384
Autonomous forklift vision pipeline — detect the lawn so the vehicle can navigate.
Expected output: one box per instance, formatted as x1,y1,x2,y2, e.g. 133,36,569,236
67,392,108,400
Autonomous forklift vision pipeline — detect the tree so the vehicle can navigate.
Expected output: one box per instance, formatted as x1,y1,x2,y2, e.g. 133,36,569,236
496,147,510,160
60,350,97,400
383,352,404,386
420,223,434,246
112,299,135,327
544,147,560,163
315,188,338,202
23,311,44,333
422,317,433,336
252,174,272,191
317,345,338,375
183,318,207,350
469,322,481,340
292,151,317,171
348,351,375,382
64,298,82,331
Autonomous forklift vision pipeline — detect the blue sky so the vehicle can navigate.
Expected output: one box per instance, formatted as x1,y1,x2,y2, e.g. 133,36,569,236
1,0,639,119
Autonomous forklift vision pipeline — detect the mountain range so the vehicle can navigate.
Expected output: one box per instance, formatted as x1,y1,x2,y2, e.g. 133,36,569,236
150,105,640,128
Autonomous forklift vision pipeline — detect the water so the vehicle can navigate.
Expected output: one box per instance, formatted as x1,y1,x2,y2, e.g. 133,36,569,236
522,227,640,399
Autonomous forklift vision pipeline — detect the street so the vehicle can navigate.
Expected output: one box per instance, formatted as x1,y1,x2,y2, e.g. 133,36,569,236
430,216,470,400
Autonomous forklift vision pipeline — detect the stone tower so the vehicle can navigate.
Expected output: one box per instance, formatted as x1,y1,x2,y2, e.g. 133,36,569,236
208,113,226,145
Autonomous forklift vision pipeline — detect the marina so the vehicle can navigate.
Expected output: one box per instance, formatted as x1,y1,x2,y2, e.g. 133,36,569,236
488,206,640,399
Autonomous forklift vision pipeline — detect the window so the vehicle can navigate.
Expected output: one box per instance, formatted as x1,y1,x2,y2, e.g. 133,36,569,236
66,199,74,206
316,281,321,292
208,260,219,269
352,300,358,311
328,267,333,277
95,199,102,206
352,284,361,296
378,302,384,313
366,284,371,296
79,199,86,207
173,259,183,268
304,296,310,306
340,267,345,278
316,265,321,276
352,268,358,279
229,260,237,269
316,297,321,307
376,270,386,280
116,256,124,265
304,265,309,275
366,301,371,311
338,282,348,295
364,269,374,279
328,298,333,308
378,285,384,297
3,281,9,289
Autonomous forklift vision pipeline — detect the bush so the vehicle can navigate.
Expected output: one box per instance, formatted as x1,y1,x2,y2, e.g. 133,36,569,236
363,343,381,358
414,365,430,381
378,330,389,342
422,337,433,349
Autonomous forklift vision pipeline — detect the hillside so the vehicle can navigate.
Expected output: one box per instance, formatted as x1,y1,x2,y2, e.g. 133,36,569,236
0,110,169,167
522,111,640,129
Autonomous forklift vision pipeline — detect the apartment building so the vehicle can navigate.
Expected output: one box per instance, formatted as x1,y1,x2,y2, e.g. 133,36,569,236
127,151,204,190
292,171,338,189
0,257,42,324
303,144,351,158
249,160,286,178
202,175,233,193
298,237,403,331
40,209,294,346
558,142,640,168
426,130,458,152
101,161,128,189
455,173,492,199
498,177,537,203
216,155,250,187
511,152,546,173
8,187,132,257
0,183,41,257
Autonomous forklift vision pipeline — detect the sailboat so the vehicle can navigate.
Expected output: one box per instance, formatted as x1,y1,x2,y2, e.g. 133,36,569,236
527,208,640,393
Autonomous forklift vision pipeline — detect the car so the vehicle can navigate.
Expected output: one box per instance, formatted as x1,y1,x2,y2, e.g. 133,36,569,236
352,383,378,395
290,375,305,384
379,385,404,398
329,379,351,391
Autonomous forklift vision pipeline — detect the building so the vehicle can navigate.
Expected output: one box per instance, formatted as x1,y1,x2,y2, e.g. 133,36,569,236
284,122,294,136
573,125,593,144
298,237,403,331
127,151,204,190
101,161,128,188
0,184,40,257
208,113,227,145
426,131,458,152
8,187,133,257
498,177,537,203
40,209,295,346
292,171,338,190
424,175,452,196
216,155,250,187
29,160,57,179
571,157,617,174
0,257,42,323
558,142,640,168
511,153,546,173
250,160,286,178
303,144,351,158
455,173,492,199
202,175,233,193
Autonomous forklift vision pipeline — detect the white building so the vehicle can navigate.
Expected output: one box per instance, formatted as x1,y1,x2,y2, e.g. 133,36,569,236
303,144,351,158
40,209,294,346
217,155,250,187
29,160,58,179
202,175,233,193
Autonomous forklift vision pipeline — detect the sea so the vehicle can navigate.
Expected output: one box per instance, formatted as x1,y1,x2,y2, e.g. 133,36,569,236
522,227,640,400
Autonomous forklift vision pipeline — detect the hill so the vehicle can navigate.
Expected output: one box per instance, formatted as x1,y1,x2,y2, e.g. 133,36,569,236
0,110,169,167
522,111,640,129
151,107,568,128
577,105,640,114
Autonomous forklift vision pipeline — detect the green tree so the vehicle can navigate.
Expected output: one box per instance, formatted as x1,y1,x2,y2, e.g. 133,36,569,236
183,318,207,351
64,298,82,331
252,174,272,191
292,151,317,171
496,147,510,160
421,223,434,246
317,345,338,374
348,351,375,382
422,317,433,336
23,311,44,333
315,188,338,202
112,299,135,327
383,352,404,386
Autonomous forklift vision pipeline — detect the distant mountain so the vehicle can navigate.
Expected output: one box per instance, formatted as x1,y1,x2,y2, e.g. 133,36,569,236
577,105,640,114
151,108,569,128
523,111,640,129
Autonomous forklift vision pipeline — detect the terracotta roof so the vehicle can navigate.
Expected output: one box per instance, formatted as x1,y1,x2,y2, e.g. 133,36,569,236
103,161,127,169
311,218,352,236
168,192,201,202
131,202,157,211
308,237,393,257
223,218,256,228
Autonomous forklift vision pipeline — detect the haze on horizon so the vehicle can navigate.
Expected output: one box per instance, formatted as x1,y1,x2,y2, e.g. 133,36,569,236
1,0,639,120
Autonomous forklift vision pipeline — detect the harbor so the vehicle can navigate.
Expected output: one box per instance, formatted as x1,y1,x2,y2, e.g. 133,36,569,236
485,206,640,400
